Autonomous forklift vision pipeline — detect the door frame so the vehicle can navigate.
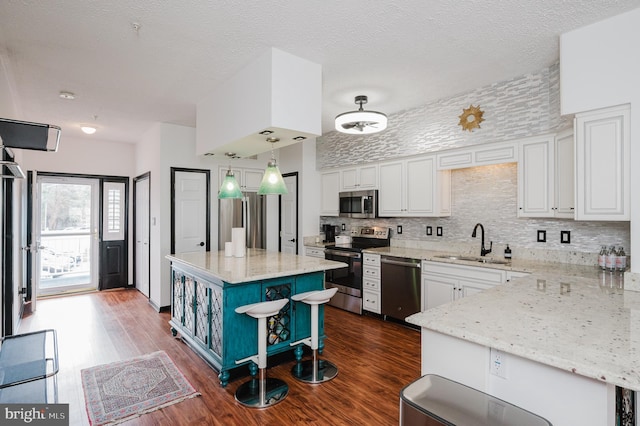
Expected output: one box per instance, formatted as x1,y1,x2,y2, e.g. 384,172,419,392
133,172,150,297
26,172,130,296
279,172,299,254
170,167,211,254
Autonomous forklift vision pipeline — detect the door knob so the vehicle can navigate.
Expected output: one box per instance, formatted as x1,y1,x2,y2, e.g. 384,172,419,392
199,242,205,247
289,238,296,243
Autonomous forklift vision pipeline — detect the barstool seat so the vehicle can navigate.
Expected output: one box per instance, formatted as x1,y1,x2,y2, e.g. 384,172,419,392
290,287,338,384
234,298,289,408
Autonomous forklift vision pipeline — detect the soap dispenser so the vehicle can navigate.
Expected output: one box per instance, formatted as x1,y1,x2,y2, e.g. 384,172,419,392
504,245,512,260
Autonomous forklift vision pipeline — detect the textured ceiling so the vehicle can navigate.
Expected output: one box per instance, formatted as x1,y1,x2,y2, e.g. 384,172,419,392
0,1,638,145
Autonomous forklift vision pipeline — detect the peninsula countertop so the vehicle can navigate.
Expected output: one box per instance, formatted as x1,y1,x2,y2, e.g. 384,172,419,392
406,266,639,391
167,249,345,284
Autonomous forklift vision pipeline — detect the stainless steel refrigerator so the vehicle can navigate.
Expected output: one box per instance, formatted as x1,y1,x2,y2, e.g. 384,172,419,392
218,193,267,250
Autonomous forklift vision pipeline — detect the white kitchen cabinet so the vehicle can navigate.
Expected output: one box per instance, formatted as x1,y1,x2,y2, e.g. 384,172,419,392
437,140,519,170
574,104,630,221
422,261,507,310
218,166,263,192
320,171,340,216
304,246,325,258
378,155,451,217
341,164,378,190
517,130,574,219
362,253,381,314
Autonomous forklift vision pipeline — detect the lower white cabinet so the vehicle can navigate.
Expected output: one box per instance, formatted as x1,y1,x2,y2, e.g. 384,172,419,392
422,261,510,310
363,253,381,314
304,246,325,258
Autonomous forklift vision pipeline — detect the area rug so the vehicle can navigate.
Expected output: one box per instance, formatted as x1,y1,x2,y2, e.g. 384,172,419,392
81,351,200,425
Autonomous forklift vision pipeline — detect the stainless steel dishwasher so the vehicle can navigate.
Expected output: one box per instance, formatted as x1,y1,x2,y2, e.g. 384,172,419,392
380,255,421,321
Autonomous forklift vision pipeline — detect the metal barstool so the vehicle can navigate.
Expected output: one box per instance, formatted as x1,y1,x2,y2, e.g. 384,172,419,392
289,287,339,383
234,298,289,408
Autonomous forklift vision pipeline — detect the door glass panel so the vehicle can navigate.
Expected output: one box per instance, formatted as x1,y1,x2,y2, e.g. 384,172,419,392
36,177,98,296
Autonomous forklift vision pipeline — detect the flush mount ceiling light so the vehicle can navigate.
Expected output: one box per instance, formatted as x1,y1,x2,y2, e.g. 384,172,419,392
59,91,75,100
218,153,243,199
258,137,288,195
81,126,96,135
335,95,387,135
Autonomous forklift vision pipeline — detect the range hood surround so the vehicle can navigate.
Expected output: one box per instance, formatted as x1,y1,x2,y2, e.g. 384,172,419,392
196,48,321,158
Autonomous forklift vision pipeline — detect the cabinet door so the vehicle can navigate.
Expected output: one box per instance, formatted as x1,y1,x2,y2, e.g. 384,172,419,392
406,157,435,215
554,129,575,218
172,269,186,326
358,165,378,189
518,136,554,218
320,171,340,216
575,105,630,220
193,279,209,346
459,279,493,298
424,274,456,310
378,161,405,216
341,168,358,190
183,275,195,332
243,169,263,192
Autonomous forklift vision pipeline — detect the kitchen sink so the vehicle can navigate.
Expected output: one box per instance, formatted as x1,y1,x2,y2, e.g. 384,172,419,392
433,254,510,265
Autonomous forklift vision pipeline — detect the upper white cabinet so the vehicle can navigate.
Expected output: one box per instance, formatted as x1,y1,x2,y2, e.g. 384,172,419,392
379,155,451,217
320,171,340,216
574,104,630,221
218,167,263,192
437,141,518,170
517,131,574,219
341,164,378,191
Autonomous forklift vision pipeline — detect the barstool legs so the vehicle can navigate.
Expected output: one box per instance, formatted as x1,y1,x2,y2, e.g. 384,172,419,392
235,368,288,408
291,348,338,383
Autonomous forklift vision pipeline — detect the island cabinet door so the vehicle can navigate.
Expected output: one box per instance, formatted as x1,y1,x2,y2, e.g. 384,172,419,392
223,284,262,368
171,269,186,326
192,279,210,348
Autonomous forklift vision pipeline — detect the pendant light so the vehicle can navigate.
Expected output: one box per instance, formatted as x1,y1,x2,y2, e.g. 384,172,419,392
258,138,288,195
217,153,243,199
335,95,387,134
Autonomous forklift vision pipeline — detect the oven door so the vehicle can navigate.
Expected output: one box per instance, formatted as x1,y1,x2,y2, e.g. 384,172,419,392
324,249,362,296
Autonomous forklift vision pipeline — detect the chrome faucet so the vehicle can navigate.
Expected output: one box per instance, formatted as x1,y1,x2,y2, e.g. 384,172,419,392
471,223,492,257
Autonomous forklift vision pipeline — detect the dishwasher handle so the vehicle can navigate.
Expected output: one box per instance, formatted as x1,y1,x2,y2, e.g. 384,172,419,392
381,257,421,268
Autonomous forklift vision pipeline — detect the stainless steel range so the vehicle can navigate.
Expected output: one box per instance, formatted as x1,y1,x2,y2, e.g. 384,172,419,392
324,226,390,314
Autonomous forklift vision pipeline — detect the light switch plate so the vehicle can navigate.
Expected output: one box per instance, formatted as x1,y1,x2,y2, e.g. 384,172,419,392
397,225,402,235
426,226,432,236
436,226,443,237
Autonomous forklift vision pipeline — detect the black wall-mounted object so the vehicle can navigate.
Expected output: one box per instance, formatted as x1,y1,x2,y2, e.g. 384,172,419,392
0,118,61,152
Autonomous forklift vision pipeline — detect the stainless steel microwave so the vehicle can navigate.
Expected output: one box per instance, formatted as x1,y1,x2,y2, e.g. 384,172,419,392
339,190,378,218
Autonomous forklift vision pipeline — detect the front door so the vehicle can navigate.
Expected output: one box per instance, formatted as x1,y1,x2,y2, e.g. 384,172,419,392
171,168,210,254
280,173,298,254
99,179,128,290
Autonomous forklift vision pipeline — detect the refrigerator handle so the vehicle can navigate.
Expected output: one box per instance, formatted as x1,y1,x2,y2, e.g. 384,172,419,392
244,195,250,247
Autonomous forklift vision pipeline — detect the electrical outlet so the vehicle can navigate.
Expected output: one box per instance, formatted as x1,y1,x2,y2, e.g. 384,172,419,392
436,226,443,237
341,223,346,231
490,348,507,378
426,226,432,236
397,225,403,235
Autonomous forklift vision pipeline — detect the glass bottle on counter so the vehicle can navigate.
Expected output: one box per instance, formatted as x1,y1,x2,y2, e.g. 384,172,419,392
606,246,617,272
617,246,627,272
598,246,607,270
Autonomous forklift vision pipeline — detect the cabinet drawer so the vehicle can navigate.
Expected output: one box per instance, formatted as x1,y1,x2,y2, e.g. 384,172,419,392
363,277,381,292
304,247,325,258
363,253,380,266
363,266,380,279
363,290,380,314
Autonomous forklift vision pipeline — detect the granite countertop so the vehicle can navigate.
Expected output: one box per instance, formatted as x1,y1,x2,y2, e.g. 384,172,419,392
392,245,638,391
167,249,344,284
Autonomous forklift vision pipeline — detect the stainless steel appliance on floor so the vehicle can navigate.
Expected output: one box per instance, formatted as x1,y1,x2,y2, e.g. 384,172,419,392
381,255,421,321
218,192,266,250
324,226,390,314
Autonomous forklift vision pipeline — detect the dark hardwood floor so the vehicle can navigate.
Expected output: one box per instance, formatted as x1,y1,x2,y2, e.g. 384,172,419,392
19,289,422,425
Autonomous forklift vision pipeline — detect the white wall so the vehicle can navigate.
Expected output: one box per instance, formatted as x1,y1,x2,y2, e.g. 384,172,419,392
560,7,640,273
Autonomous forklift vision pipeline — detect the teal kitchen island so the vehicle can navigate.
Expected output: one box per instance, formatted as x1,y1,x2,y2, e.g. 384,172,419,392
166,249,344,387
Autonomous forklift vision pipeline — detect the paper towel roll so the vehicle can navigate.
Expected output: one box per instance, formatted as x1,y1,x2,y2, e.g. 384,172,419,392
232,227,246,257
224,241,233,257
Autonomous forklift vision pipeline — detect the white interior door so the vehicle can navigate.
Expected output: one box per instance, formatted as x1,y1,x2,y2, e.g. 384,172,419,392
173,170,208,254
280,174,297,254
135,176,150,297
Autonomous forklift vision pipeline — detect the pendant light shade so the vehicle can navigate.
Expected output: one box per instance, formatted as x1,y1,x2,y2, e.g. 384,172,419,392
335,95,387,135
218,168,243,199
258,137,288,195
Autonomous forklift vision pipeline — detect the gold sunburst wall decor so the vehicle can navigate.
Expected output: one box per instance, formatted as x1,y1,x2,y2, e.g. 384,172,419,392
458,104,484,132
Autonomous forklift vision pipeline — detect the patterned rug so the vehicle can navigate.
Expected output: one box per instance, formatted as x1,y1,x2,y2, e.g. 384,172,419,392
81,351,200,425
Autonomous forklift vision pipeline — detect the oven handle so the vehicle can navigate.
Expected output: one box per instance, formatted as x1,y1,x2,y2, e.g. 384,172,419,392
325,249,361,258
381,257,421,268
